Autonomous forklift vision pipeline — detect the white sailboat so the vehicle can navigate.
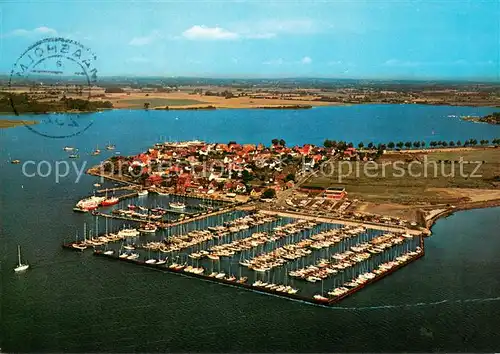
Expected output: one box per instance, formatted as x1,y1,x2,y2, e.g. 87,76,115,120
14,245,29,272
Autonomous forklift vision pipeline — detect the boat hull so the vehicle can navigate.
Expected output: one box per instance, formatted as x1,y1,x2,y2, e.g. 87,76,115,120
14,264,29,272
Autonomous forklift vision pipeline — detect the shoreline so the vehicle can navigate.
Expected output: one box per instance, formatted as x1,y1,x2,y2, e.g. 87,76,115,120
1,101,499,116
425,199,500,232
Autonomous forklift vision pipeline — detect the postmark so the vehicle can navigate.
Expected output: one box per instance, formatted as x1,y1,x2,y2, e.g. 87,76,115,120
8,37,98,139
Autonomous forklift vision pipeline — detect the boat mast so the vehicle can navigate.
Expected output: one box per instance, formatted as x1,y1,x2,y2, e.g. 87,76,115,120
18,245,21,266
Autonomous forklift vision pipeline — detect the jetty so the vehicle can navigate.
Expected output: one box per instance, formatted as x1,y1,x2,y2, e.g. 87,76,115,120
93,245,424,306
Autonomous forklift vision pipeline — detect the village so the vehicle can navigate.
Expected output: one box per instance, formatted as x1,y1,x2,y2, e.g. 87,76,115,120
96,139,376,200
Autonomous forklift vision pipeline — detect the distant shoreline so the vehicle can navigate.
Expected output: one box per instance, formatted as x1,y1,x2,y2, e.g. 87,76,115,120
0,102,498,116
0,119,38,128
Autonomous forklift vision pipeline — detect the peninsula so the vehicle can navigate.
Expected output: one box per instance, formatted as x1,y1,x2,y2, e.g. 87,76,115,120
87,138,500,234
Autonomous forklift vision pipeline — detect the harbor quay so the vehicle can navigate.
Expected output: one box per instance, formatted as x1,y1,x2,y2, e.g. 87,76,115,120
63,200,425,305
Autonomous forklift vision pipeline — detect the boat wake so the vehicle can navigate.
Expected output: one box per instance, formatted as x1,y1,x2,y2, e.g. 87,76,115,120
330,296,500,311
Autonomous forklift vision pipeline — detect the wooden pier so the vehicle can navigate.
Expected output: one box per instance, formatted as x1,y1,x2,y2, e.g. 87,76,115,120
93,248,424,307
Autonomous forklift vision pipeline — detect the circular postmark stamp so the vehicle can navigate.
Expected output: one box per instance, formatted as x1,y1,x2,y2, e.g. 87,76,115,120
8,37,98,139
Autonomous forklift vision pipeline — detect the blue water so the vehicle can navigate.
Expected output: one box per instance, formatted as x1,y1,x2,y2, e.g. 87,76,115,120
1,104,500,352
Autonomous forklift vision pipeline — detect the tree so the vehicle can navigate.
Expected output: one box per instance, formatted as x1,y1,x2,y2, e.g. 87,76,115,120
262,188,276,199
144,102,150,110
413,141,421,148
324,139,333,148
387,142,395,149
279,139,286,146
396,141,404,149
430,141,436,147
271,139,279,145
456,140,462,146
367,142,374,149
404,141,412,149
241,169,253,183
284,173,296,182
442,141,448,147
421,141,426,148
358,142,364,149
449,141,455,147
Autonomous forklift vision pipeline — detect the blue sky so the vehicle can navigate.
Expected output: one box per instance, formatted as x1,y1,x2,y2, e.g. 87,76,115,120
0,0,499,80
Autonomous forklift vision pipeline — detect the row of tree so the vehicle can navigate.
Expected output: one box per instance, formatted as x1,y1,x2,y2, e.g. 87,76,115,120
324,138,500,150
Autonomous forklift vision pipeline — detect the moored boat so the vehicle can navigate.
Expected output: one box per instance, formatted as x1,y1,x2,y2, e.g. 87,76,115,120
101,196,119,206
138,223,158,233
169,202,186,210
117,228,140,238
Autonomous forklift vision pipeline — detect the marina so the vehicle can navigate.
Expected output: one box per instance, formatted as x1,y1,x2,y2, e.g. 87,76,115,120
62,203,425,305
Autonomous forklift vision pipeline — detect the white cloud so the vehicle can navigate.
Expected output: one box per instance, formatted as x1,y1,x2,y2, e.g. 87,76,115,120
129,31,160,46
4,26,58,38
182,26,239,40
127,57,150,63
301,56,312,64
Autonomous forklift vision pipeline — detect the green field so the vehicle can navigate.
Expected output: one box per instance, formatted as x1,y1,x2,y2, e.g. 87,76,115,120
306,149,500,204
119,98,207,108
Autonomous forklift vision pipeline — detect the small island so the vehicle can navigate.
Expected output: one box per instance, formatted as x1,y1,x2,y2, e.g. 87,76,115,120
461,112,500,125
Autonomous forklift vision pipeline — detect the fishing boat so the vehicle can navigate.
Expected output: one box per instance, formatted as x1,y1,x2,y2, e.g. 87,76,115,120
63,146,75,151
103,250,114,255
93,183,101,188
169,202,186,210
69,154,79,159
157,191,169,196
105,143,116,150
137,189,148,196
11,159,21,164
14,245,29,272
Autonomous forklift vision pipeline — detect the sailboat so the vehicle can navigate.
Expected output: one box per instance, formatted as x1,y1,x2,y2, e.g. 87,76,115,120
14,245,29,272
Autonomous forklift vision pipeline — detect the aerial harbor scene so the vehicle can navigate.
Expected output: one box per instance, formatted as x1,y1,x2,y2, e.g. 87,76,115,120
1,0,500,353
